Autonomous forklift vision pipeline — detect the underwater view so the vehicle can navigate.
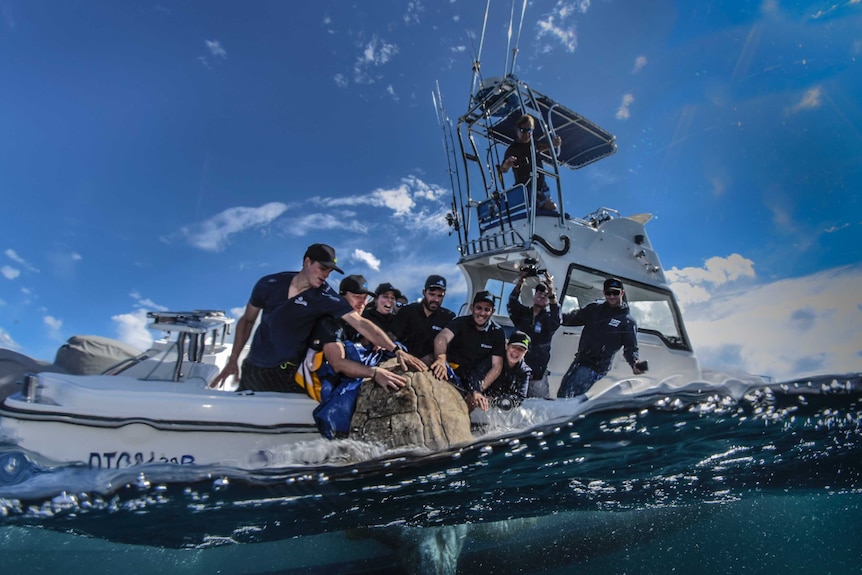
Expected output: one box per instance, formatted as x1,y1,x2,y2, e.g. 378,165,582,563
2,373,861,574
2,0,862,573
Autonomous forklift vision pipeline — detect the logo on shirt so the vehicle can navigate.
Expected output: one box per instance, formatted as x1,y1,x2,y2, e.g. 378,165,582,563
432,325,443,331
323,291,342,303
295,297,308,307
481,343,493,349
608,318,621,327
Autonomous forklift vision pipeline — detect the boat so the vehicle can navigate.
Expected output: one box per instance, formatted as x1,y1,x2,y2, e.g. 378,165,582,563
0,20,710,478
0,311,321,474
438,69,701,399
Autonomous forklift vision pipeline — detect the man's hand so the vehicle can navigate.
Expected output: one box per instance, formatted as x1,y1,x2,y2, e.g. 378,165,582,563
394,349,427,372
467,391,489,412
372,367,408,392
209,359,239,389
430,358,448,380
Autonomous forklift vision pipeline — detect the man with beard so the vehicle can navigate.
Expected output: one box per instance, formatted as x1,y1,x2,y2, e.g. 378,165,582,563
390,274,456,366
210,243,424,393
430,291,506,399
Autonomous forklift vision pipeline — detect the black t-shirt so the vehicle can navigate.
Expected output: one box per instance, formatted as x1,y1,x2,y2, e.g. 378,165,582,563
246,272,353,368
390,302,455,359
444,315,506,376
362,306,395,334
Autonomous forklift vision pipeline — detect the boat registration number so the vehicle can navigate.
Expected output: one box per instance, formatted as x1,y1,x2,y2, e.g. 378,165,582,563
88,451,195,469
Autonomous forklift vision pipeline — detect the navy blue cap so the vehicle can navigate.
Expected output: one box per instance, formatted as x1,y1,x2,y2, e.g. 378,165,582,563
339,274,372,295
472,290,495,306
304,243,344,274
424,275,447,290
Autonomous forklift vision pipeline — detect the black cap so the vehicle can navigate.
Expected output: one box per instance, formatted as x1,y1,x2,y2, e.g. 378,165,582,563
472,290,495,306
507,330,531,350
374,282,402,299
303,243,344,274
603,277,624,291
339,274,372,295
424,275,447,290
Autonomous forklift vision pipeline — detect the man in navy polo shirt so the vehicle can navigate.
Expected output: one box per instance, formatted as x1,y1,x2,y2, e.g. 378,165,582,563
210,243,424,393
390,274,456,366
430,290,506,397
557,277,643,398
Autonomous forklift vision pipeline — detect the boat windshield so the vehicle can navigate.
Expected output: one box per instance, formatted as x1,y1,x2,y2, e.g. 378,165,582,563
560,266,691,351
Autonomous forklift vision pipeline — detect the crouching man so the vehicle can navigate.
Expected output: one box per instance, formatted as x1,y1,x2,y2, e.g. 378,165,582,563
467,330,532,412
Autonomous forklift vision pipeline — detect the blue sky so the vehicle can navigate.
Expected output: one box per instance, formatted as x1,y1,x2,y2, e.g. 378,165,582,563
1,0,860,381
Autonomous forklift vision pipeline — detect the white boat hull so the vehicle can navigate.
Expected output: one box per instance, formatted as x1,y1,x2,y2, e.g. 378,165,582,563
0,372,320,470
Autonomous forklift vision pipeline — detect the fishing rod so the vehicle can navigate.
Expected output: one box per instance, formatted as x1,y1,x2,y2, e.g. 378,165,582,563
433,83,466,245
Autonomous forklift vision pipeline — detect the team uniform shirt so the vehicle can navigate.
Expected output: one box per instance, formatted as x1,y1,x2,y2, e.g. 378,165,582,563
473,355,532,400
390,302,455,359
562,302,639,375
444,315,506,380
246,272,353,368
362,306,395,335
507,288,561,379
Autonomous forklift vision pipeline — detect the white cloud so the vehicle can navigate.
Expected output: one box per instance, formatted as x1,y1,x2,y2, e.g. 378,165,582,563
404,1,423,25
177,202,289,252
284,212,370,236
43,315,62,333
205,40,227,59
71,252,82,261
386,84,399,102
353,36,399,84
786,86,822,114
5,249,24,264
130,291,169,312
679,264,862,381
616,93,635,120
536,1,587,53
1,266,20,280
310,175,451,235
0,326,18,350
334,73,348,88
112,309,154,351
666,254,756,306
632,55,648,73
352,249,381,271
4,249,38,273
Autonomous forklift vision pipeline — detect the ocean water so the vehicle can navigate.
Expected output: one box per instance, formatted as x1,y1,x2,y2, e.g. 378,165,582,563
1,373,860,574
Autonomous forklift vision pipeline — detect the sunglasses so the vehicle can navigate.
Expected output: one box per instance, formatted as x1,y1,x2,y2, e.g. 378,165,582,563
396,302,406,308
604,290,621,296
519,127,533,133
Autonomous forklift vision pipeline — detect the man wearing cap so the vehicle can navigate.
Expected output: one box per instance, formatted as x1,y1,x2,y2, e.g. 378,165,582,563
557,277,643,399
467,330,533,412
390,274,456,366
210,243,424,393
362,282,402,334
430,291,506,398
507,269,562,399
300,274,414,437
